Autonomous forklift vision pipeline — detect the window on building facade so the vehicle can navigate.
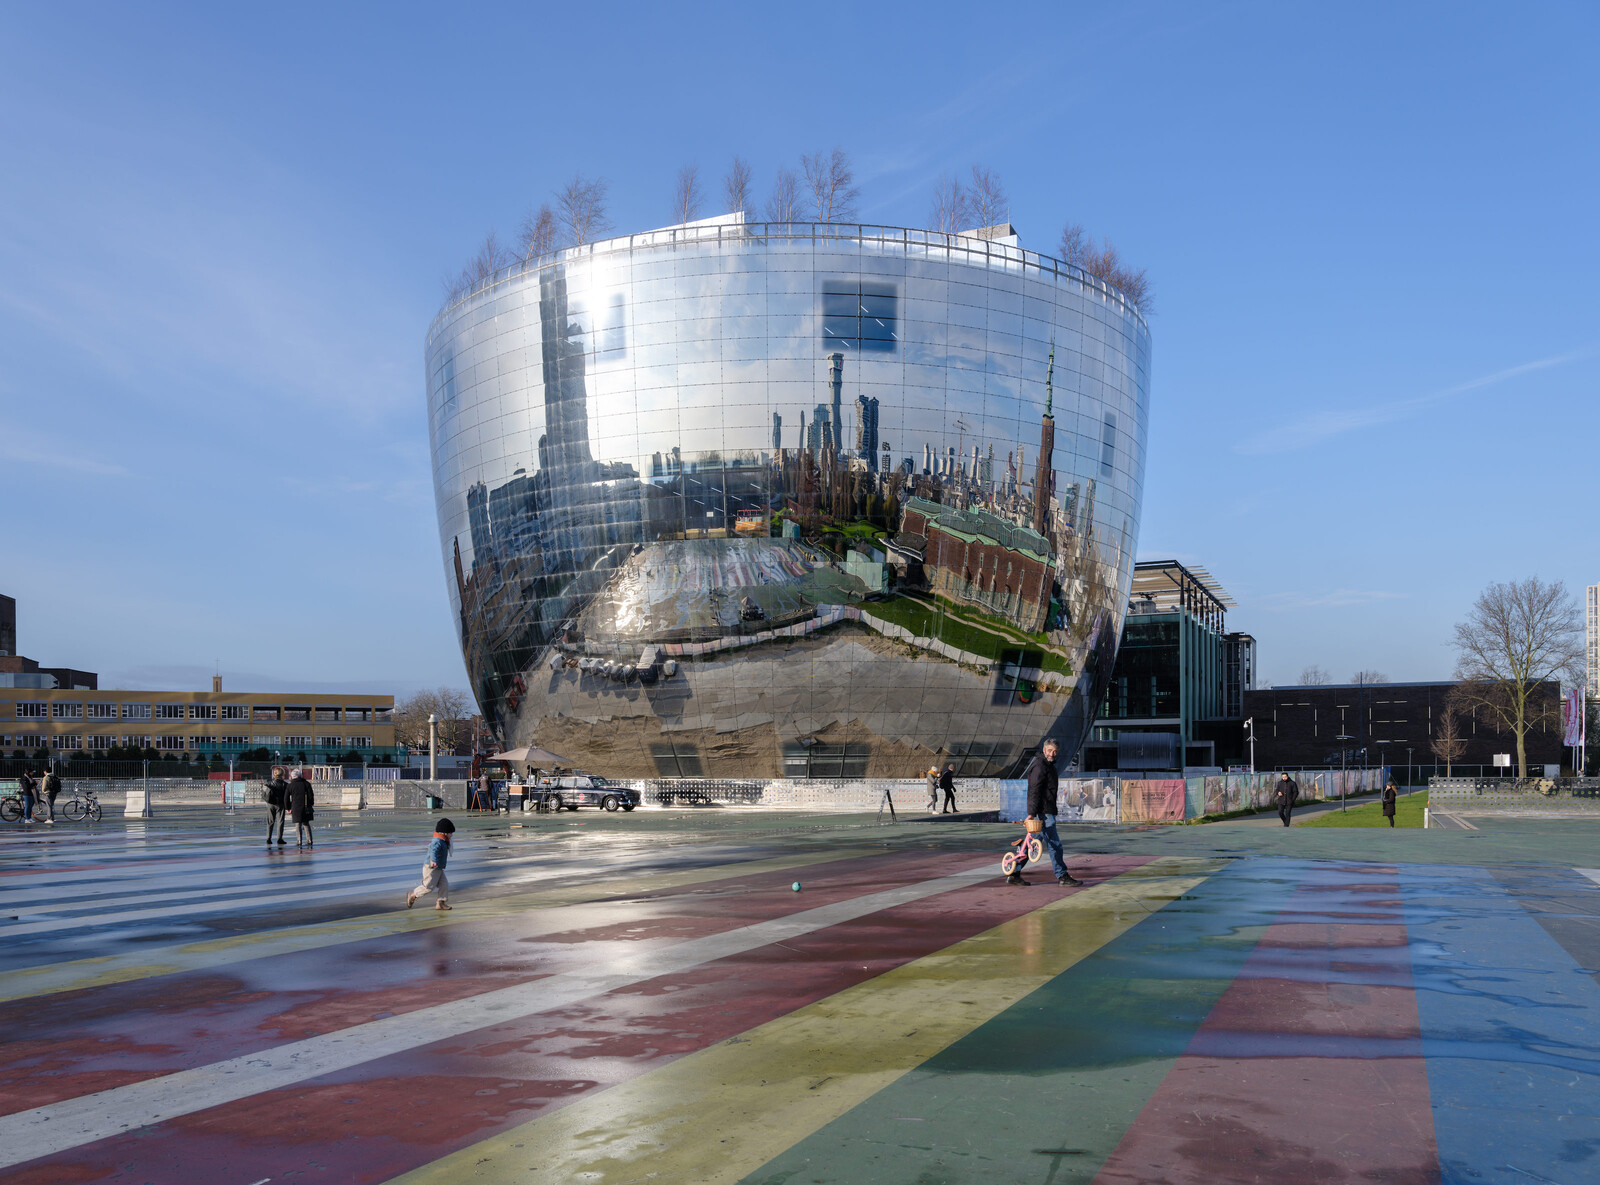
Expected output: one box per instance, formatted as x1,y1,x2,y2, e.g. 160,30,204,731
821,280,898,352
123,703,152,720
284,706,312,722
190,705,217,720
156,704,185,720
253,735,282,747
52,734,82,749
315,707,342,722
157,736,184,750
122,734,150,749
374,707,393,722
52,702,83,720
221,705,248,720
253,706,280,721
11,733,45,749
349,736,370,748
15,702,46,719
220,735,248,747
87,703,117,721
345,707,371,722
780,742,869,778
284,735,312,748
316,735,342,749
87,735,114,750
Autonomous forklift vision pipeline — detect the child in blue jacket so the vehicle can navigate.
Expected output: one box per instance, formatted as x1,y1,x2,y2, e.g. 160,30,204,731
406,817,455,910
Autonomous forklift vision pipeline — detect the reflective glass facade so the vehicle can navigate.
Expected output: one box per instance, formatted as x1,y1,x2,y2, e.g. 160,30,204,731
425,219,1151,777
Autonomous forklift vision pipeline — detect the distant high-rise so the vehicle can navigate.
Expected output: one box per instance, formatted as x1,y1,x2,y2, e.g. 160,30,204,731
923,442,933,474
828,352,844,453
855,393,880,467
772,412,782,452
1033,342,1057,538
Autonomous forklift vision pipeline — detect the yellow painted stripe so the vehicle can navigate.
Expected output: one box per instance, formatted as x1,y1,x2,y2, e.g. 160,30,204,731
383,856,1225,1185
0,847,873,1003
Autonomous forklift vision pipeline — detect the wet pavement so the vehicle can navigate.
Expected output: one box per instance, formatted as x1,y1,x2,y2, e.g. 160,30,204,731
2,807,1599,1183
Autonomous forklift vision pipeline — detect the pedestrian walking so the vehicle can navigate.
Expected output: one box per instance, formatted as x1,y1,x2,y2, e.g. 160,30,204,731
406,817,455,910
1273,772,1299,827
939,763,957,814
40,768,60,824
1011,739,1084,887
477,769,495,812
285,767,315,847
18,769,38,823
924,765,939,813
264,766,290,846
1381,780,1398,828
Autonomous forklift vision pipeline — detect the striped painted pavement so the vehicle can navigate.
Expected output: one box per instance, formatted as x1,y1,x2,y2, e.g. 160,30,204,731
4,818,1600,1183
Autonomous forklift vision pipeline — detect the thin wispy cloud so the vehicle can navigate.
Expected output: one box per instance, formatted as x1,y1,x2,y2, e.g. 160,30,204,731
1235,347,1594,456
1256,589,1404,610
0,420,130,476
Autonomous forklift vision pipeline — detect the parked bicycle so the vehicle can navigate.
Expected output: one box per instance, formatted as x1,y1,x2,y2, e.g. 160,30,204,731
60,784,103,823
0,784,29,822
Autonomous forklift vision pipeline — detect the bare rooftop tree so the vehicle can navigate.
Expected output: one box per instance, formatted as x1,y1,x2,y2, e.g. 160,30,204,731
800,147,859,223
445,230,515,300
519,204,557,261
556,174,612,247
1452,577,1583,777
724,156,752,216
1298,665,1332,686
672,164,703,225
929,175,969,233
1058,223,1090,268
1059,222,1153,312
1351,670,1389,685
968,166,1008,229
765,167,801,222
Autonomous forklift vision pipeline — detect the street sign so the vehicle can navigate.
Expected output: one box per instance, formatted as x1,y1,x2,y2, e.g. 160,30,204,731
1493,753,1511,768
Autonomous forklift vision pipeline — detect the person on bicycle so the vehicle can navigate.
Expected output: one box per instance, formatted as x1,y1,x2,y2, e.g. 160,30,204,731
1016,739,1083,887
40,767,60,824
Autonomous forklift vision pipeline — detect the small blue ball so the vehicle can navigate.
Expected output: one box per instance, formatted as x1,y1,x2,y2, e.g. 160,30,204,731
792,881,802,892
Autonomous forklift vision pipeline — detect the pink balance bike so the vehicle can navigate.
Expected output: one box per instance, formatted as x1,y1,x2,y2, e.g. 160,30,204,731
1000,817,1045,877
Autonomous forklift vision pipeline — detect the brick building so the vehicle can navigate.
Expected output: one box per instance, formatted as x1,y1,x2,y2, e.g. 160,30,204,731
1244,680,1563,774
897,497,1055,633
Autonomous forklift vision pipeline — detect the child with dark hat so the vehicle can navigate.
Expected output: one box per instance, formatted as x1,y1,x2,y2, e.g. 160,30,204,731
406,818,455,911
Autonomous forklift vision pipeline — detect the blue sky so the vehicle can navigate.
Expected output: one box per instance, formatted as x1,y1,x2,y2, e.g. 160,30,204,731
1,2,1595,694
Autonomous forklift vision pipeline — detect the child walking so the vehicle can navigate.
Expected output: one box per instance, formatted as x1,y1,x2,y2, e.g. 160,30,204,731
406,818,455,911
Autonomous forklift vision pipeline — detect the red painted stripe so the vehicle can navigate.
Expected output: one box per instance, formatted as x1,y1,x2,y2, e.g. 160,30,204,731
9,856,1152,1183
1093,868,1439,1185
0,847,1020,1115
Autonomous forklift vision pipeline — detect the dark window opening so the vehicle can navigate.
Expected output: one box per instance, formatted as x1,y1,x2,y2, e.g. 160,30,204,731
781,742,870,778
821,280,897,353
650,742,704,776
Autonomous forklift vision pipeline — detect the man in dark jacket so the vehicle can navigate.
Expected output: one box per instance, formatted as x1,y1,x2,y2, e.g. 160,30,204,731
938,764,957,814
18,769,38,823
285,768,315,847
265,766,290,846
40,768,60,824
1017,739,1083,887
1273,772,1299,827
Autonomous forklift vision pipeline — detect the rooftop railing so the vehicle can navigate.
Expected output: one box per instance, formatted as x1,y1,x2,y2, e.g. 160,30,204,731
427,220,1150,346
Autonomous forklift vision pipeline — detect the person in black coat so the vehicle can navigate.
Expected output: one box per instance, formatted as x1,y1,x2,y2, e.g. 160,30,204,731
265,766,290,846
285,769,315,847
18,770,38,823
938,764,957,814
1381,781,1398,827
1015,739,1084,887
1273,772,1299,827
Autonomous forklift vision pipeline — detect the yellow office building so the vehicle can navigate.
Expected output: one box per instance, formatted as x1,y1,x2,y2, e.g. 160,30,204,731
0,684,396,760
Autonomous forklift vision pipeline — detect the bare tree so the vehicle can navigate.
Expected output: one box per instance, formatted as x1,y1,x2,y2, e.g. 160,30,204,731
519,204,557,261
1298,665,1332,686
1351,670,1389,685
929,175,969,233
723,156,752,215
556,174,612,247
672,164,703,225
1451,577,1583,777
1430,706,1466,777
765,167,802,222
800,147,859,223
393,688,474,756
445,231,515,300
1059,223,1091,268
968,166,1008,228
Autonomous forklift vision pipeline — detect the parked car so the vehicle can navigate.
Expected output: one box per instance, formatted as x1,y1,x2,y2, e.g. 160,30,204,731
531,774,640,812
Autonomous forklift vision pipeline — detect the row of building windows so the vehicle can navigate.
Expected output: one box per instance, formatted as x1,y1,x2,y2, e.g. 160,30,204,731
7,703,390,722
1,734,374,751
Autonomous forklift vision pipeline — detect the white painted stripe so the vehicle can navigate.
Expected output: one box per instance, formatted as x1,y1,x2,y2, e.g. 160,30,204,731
1576,869,1600,888
0,863,991,1169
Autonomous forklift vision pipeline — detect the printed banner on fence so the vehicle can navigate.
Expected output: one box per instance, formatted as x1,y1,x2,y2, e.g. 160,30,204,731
1120,778,1186,822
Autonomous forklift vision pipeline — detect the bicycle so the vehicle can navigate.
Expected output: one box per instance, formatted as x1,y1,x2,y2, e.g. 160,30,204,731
0,786,29,823
60,784,103,823
999,819,1045,877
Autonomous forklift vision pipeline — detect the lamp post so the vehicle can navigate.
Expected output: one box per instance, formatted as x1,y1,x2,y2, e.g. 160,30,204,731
1406,747,1414,795
1335,734,1354,810
1244,717,1256,776
428,714,438,781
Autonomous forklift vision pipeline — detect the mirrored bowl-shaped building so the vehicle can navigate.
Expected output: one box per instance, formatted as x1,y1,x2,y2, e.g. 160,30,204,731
426,217,1150,778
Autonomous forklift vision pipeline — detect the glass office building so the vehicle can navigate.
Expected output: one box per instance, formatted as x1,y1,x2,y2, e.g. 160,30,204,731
425,216,1151,777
